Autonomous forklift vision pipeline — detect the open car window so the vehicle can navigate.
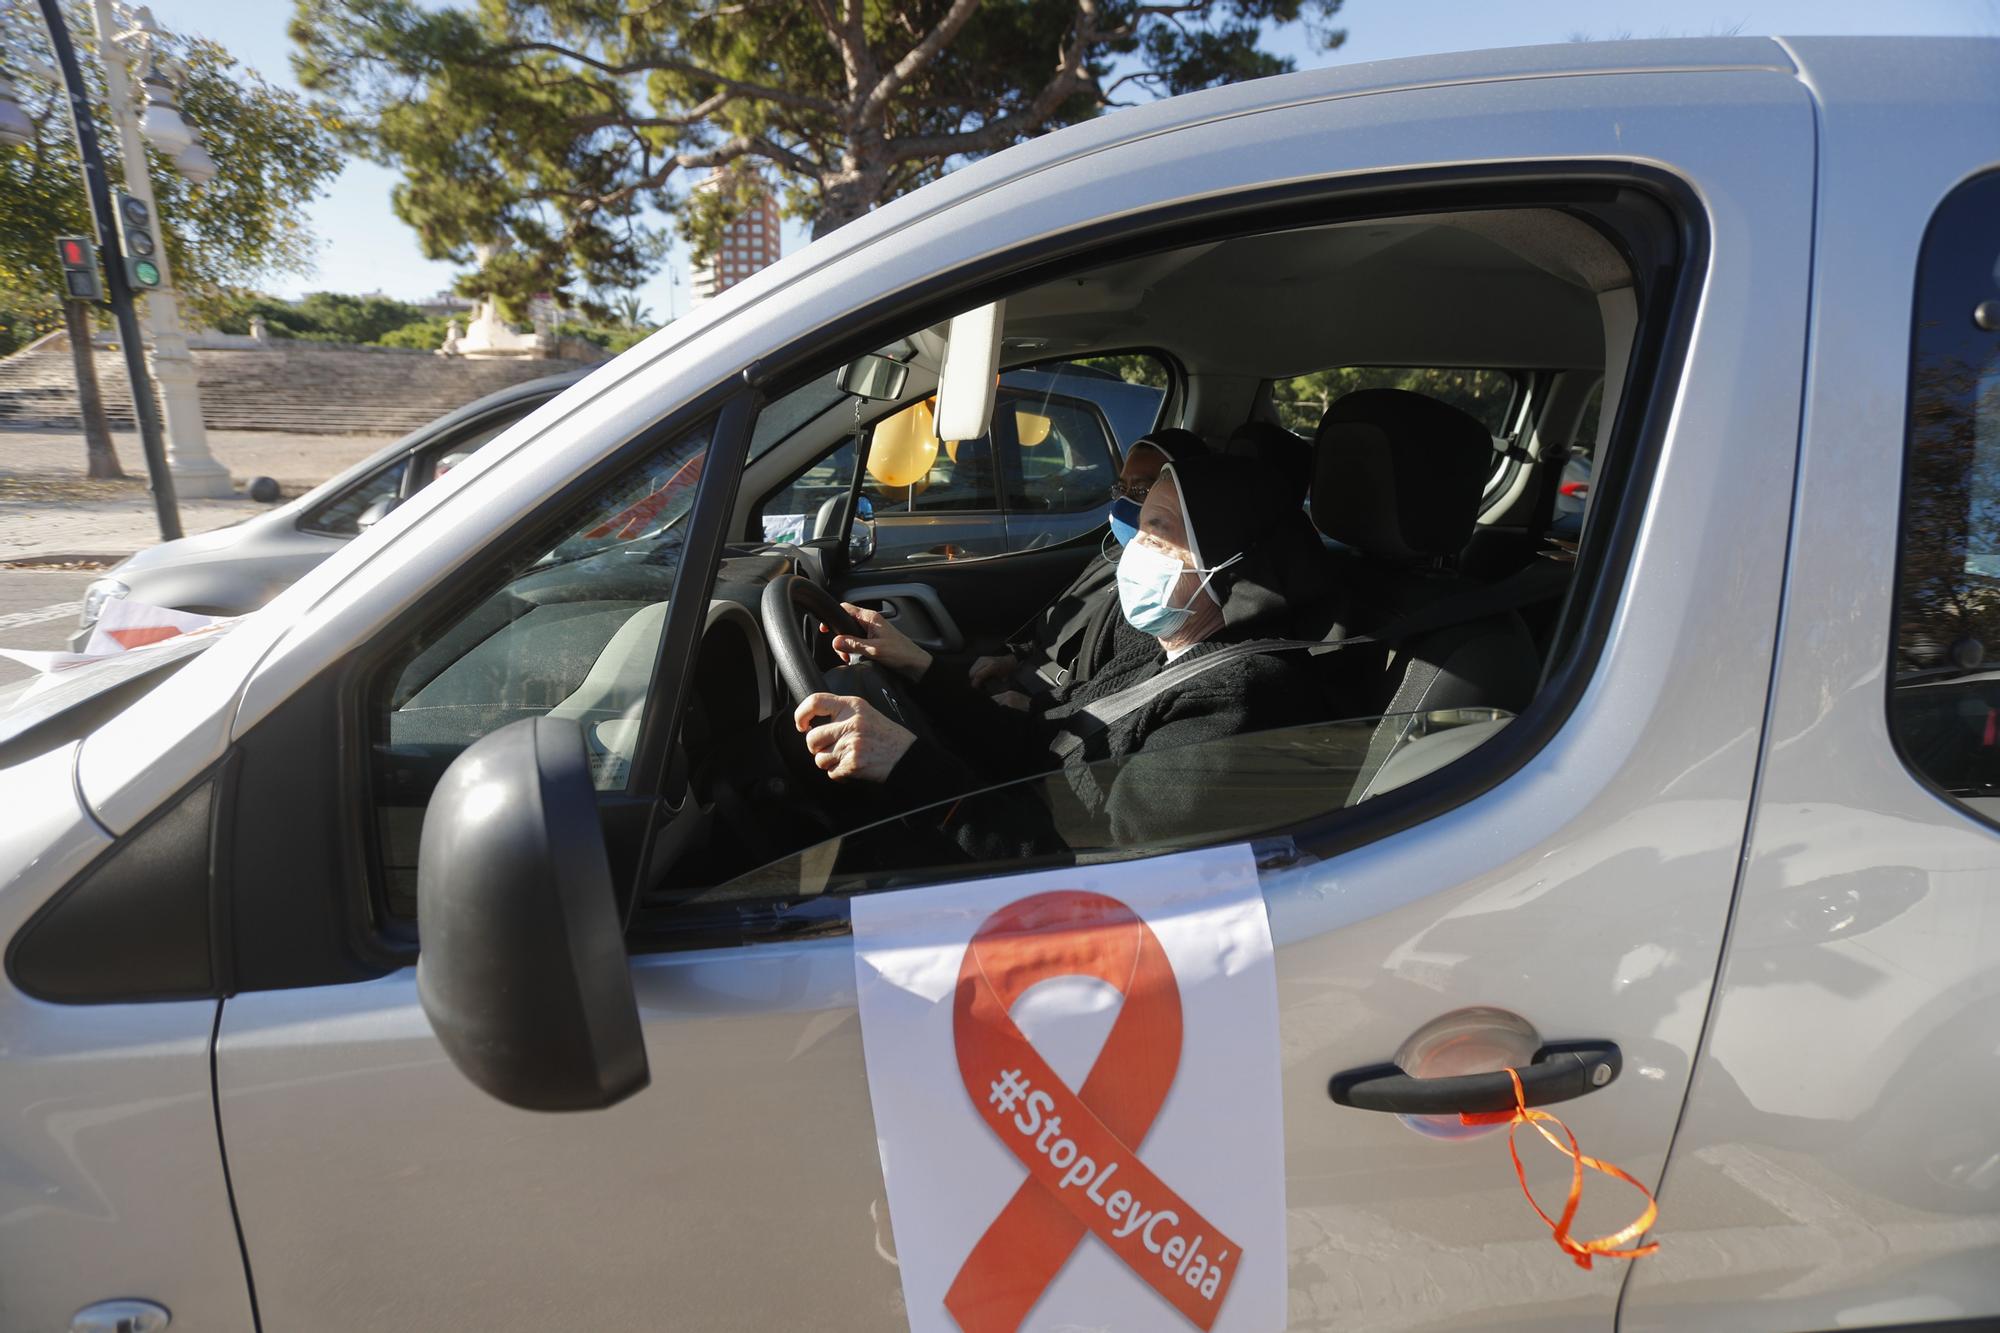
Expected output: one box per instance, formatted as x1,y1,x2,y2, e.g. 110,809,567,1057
370,416,716,917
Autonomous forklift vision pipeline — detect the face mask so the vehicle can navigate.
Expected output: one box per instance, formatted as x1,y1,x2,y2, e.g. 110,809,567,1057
1108,496,1143,546
1117,539,1240,637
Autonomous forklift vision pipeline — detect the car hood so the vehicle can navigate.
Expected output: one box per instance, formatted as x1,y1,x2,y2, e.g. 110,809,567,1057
0,628,228,750
113,513,273,574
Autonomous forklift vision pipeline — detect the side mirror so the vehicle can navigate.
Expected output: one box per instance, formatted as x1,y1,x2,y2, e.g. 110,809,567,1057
811,492,878,565
835,352,909,401
415,716,649,1111
356,495,401,530
849,493,876,564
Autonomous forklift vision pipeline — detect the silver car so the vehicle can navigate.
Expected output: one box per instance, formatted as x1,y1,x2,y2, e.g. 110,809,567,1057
2,36,1997,1333
70,371,585,648
77,366,1164,642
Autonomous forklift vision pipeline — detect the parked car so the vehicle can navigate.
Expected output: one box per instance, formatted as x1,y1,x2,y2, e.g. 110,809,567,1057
3,36,1997,1333
69,371,586,648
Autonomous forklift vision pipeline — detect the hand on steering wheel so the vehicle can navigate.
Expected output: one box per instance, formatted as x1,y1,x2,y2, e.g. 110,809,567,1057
759,576,935,749
794,692,916,783
828,602,932,679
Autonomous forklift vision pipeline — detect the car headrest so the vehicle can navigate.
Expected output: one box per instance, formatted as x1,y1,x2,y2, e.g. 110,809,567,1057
1224,419,1312,510
1310,388,1494,562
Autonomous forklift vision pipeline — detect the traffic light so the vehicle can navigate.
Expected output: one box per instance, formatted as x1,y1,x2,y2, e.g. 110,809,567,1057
113,192,162,290
55,235,103,302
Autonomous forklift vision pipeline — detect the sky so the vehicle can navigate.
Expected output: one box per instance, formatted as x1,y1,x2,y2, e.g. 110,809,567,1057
138,0,2000,324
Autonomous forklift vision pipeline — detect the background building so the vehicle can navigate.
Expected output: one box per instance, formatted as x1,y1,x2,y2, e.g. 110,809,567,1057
690,177,782,304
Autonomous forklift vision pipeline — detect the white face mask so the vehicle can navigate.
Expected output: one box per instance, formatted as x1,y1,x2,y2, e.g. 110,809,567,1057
1116,539,1240,637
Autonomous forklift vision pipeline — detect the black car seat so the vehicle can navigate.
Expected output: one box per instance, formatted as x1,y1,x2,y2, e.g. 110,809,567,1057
1308,389,1543,800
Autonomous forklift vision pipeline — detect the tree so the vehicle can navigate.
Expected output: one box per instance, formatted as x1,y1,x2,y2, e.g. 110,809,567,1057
1270,366,1518,437
607,290,653,328
291,0,1345,315
208,288,427,342
0,3,342,354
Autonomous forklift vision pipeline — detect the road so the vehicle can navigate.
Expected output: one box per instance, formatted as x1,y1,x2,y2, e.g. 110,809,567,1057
0,570,97,691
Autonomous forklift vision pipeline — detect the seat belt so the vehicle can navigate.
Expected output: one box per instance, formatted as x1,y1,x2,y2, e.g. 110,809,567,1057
1047,561,1568,759
1022,611,1096,693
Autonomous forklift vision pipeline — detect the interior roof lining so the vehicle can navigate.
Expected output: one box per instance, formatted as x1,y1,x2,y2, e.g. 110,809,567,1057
1001,206,1627,378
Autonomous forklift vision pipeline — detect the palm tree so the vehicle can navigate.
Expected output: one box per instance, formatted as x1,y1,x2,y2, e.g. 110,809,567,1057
610,291,654,329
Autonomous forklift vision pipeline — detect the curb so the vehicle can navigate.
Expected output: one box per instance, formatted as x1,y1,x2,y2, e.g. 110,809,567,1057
0,552,132,568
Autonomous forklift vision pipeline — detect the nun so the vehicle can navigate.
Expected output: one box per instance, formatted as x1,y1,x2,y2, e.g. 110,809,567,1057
796,452,1325,851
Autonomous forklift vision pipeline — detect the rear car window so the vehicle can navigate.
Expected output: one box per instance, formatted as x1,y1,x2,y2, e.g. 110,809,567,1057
1890,172,2000,816
1270,366,1515,437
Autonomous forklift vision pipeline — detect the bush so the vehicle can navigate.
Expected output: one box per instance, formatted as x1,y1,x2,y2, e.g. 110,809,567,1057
210,288,429,345
0,290,62,359
292,291,426,344
554,320,656,355
376,316,456,350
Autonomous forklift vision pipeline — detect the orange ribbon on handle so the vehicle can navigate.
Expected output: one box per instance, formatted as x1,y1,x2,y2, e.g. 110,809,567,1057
1461,1067,1660,1269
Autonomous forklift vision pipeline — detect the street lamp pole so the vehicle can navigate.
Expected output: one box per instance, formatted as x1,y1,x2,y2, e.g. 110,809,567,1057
90,0,230,498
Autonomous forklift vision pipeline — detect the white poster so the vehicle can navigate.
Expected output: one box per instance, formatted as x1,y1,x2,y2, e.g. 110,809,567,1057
85,598,220,655
851,843,1286,1333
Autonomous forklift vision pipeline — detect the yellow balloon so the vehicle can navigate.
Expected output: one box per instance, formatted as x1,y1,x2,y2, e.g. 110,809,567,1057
1015,409,1053,448
869,398,940,488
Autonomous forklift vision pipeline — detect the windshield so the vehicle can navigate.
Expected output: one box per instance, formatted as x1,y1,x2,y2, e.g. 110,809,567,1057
746,338,918,466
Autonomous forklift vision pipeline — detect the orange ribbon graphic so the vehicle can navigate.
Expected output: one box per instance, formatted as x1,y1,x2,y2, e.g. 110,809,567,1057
947,891,1241,1333
1461,1067,1660,1268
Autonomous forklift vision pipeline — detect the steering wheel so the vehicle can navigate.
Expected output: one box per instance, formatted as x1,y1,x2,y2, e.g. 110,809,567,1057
761,574,863,702
759,574,934,742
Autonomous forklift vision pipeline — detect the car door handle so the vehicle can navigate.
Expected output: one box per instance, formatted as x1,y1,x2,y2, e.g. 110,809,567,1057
1328,1041,1620,1115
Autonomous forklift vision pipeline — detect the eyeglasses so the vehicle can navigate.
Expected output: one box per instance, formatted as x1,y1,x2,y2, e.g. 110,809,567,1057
1110,478,1153,502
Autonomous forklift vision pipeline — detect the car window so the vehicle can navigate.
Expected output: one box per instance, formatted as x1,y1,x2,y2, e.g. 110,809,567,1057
1270,366,1516,436
369,416,715,917
651,708,1513,919
1003,391,1119,517
758,436,858,545
752,355,1165,565
416,403,539,487
300,457,407,537
1890,171,2000,818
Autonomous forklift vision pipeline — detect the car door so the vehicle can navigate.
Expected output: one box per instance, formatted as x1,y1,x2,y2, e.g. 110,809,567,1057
207,60,1813,1333
1622,46,2000,1333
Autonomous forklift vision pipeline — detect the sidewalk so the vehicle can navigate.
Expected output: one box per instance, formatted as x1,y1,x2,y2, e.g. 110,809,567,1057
0,427,393,563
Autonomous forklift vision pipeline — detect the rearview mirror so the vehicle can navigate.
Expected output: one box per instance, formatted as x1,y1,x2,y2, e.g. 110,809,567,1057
835,353,909,401
415,716,649,1112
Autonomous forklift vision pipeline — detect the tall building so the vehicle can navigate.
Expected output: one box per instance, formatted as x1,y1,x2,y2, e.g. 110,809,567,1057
690,176,782,304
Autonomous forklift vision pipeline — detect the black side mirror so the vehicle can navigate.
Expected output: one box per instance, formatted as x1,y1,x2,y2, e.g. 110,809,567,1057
356,495,401,530
415,716,649,1111
849,493,876,564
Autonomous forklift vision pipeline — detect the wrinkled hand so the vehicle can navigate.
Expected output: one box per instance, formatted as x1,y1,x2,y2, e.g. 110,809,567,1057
794,692,916,783
968,652,1019,691
828,602,932,678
